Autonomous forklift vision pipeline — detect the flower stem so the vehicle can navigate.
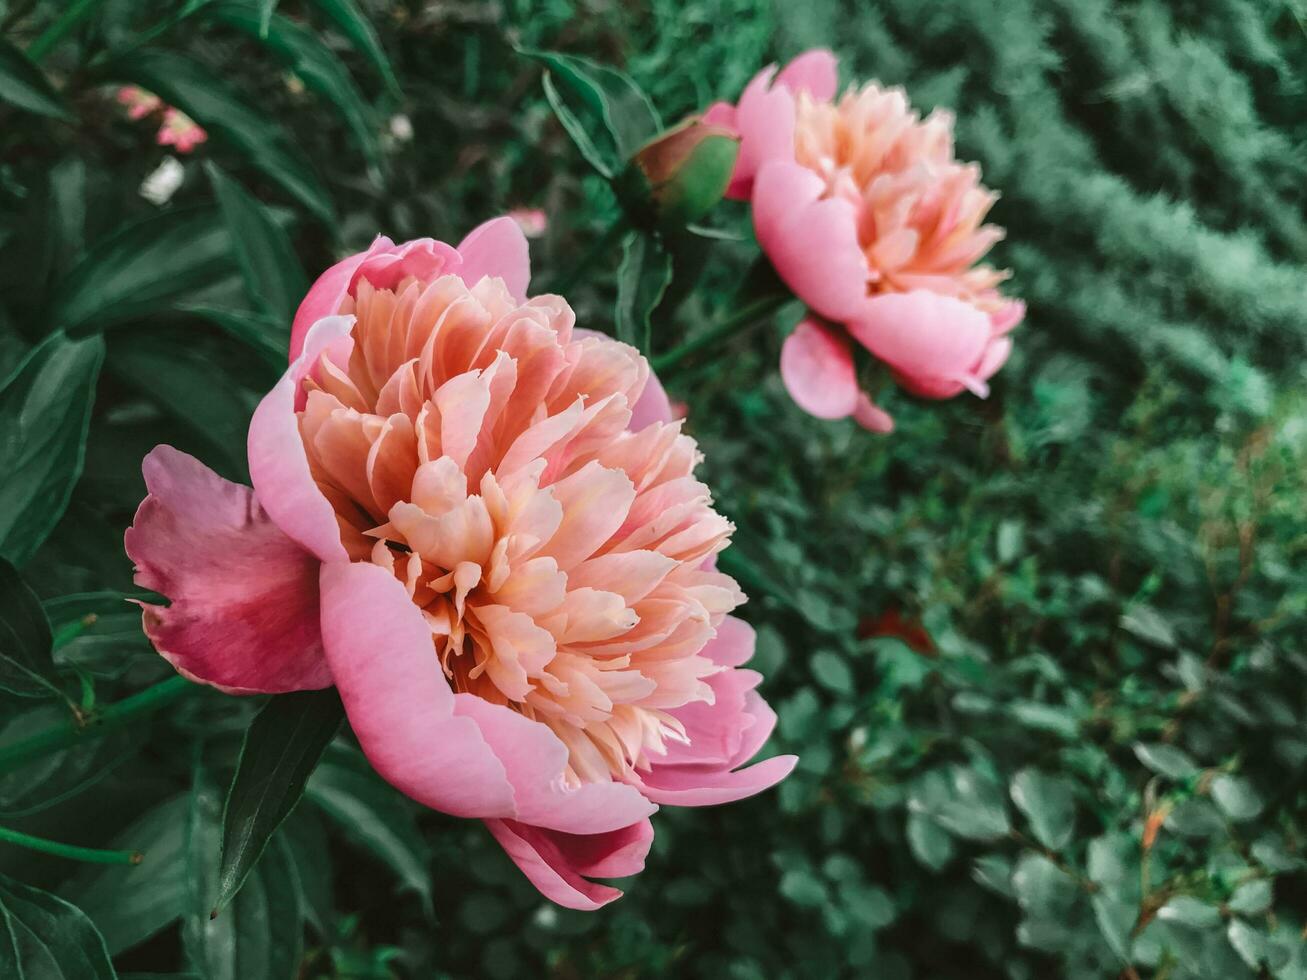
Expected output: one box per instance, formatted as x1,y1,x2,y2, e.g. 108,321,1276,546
544,215,630,296
652,292,794,376
0,825,142,865
0,675,196,774
27,0,108,61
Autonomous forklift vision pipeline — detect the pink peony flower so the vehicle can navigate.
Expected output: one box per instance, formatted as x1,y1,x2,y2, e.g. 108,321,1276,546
126,218,794,910
706,50,1023,429
117,86,162,120
156,107,207,154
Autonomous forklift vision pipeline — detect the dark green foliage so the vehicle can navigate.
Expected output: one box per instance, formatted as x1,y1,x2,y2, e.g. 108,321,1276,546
1,1,1305,978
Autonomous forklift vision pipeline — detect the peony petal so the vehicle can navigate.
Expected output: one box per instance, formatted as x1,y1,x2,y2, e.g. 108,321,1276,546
249,315,355,563
731,68,798,199
779,318,860,419
638,753,796,807
774,48,839,101
753,161,869,323
628,364,675,429
847,290,991,391
853,392,895,432
289,237,392,361
124,446,329,694
457,216,531,303
321,561,518,818
484,818,651,911
702,615,756,668
453,696,656,835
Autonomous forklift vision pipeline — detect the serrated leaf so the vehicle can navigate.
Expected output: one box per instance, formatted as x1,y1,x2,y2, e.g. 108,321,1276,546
0,559,57,698
51,206,236,335
205,163,308,325
1133,741,1199,780
105,49,334,224
207,5,381,168
216,690,343,913
0,872,116,979
0,38,72,120
63,795,189,955
1010,768,1076,851
614,232,671,352
524,49,660,178
306,745,433,915
309,0,400,96
0,333,104,565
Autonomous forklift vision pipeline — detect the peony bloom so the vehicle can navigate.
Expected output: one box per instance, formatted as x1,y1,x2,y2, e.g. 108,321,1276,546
705,50,1024,430
156,107,207,154
126,219,794,910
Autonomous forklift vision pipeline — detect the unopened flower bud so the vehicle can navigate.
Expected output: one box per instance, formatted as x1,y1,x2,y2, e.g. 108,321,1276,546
630,118,739,227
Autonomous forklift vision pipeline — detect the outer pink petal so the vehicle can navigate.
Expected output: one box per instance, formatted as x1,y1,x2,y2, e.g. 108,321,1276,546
779,318,859,419
628,367,674,429
453,696,657,835
124,446,329,694
249,315,355,564
853,392,895,433
320,561,518,817
703,615,756,668
775,48,839,101
289,236,394,362
638,754,796,807
753,161,868,322
484,818,652,911
728,68,798,200
457,216,531,303
847,290,991,394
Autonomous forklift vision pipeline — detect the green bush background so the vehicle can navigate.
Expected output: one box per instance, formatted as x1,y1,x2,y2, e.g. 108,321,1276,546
2,0,1307,977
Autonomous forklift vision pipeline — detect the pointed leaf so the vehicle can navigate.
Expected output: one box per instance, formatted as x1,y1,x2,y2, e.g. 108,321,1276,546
216,689,344,913
0,38,72,120
309,0,400,96
0,559,57,698
0,333,104,566
0,873,116,979
1010,768,1076,851
615,232,671,352
205,163,308,325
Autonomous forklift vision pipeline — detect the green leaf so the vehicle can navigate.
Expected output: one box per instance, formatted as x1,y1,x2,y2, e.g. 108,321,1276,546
46,592,156,679
1119,605,1176,649
0,872,116,979
257,0,279,35
1227,919,1270,969
1210,774,1263,822
906,813,954,871
1133,741,1199,780
1228,879,1272,916
306,745,433,915
1157,895,1222,929
0,38,72,120
1010,768,1076,851
216,690,343,914
810,650,854,696
0,559,57,698
309,0,401,97
778,868,827,908
205,164,308,325
207,5,381,168
177,306,287,370
51,206,236,335
910,765,1011,842
0,333,104,566
1090,893,1135,962
614,233,671,352
524,49,660,178
104,49,334,224
62,795,190,955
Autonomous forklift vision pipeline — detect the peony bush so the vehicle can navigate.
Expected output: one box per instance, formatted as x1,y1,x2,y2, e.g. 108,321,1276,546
1,2,1306,979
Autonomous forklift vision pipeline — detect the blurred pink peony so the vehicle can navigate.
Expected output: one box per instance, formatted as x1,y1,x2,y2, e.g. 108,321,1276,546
116,86,162,120
126,218,794,910
156,107,207,154
706,50,1023,429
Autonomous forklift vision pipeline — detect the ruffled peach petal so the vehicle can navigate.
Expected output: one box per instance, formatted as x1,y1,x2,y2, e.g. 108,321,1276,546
125,446,329,694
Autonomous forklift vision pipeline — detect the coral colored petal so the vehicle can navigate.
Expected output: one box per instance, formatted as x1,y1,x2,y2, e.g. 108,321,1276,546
454,696,657,835
485,819,651,911
775,48,839,101
320,561,518,818
779,318,859,419
457,216,531,303
638,754,797,807
753,161,868,323
847,290,992,387
289,237,392,361
124,446,329,694
853,392,895,433
249,315,355,563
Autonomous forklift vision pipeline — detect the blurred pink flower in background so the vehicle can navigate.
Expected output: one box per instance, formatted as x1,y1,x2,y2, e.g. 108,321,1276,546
509,207,548,238
127,220,794,910
116,86,161,120
156,107,207,154
706,50,1023,431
